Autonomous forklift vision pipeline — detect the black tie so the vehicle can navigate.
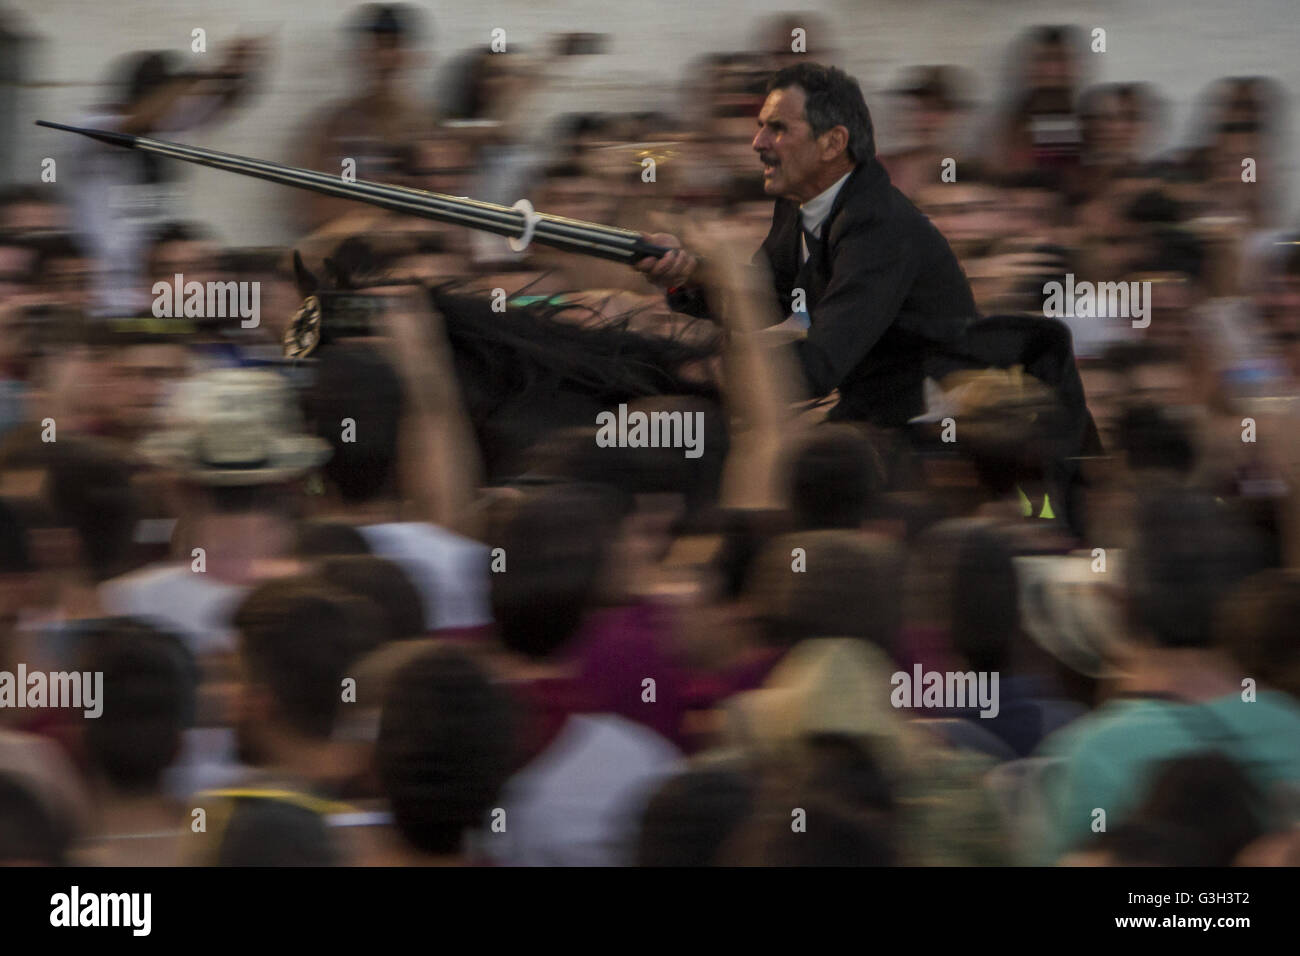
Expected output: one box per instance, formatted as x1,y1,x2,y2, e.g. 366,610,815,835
801,225,823,264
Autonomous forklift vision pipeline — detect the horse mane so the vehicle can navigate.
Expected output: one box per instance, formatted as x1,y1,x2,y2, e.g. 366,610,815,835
306,237,721,405
300,238,725,477
427,281,721,412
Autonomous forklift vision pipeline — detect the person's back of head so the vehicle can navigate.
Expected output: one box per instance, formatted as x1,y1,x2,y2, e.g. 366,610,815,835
800,733,896,813
543,396,729,530
786,425,884,531
747,530,903,657
1129,490,1271,649
725,734,897,865
315,554,426,642
376,645,515,858
1132,751,1269,866
212,796,340,866
44,437,143,583
79,619,197,795
1117,402,1197,475
233,578,381,743
0,773,70,865
1215,569,1300,698
637,768,757,866
1076,820,1210,866
748,795,895,865
302,343,405,506
488,483,622,661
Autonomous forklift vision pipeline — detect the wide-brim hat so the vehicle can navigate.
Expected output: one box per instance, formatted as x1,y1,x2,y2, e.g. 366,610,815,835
722,638,928,782
1014,552,1132,678
138,368,331,486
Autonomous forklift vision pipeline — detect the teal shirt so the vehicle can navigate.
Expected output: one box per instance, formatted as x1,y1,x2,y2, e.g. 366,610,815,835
1033,690,1300,864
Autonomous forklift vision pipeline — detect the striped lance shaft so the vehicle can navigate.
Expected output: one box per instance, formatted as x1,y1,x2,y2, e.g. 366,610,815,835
35,120,672,265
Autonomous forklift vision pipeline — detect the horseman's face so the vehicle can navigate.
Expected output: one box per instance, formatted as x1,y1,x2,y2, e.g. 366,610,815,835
752,86,847,203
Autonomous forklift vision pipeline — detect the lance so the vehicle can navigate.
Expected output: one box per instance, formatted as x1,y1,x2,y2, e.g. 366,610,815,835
35,120,674,265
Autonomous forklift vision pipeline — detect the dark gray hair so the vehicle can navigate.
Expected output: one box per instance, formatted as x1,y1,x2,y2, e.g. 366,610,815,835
767,63,876,162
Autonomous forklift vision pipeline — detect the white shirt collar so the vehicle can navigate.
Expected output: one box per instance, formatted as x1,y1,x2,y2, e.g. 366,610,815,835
798,170,852,238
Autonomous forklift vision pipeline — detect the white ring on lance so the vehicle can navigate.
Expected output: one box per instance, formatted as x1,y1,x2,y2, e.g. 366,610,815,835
508,199,541,252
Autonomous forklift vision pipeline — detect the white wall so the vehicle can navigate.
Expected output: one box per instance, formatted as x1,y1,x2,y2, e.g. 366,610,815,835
11,0,1300,243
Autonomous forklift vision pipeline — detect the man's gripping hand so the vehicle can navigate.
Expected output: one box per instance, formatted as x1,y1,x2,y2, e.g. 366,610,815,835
634,232,700,290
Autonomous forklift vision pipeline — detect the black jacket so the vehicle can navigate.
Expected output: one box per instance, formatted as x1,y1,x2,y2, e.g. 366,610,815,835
671,157,979,426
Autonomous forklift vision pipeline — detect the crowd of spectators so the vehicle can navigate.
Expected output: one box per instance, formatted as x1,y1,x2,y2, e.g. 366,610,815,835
1,6,1298,866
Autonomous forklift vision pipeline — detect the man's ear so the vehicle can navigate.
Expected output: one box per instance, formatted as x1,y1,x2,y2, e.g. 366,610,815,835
820,125,850,161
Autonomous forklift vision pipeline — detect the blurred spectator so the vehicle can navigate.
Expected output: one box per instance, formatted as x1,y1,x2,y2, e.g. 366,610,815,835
0,771,70,865
1078,83,1161,192
990,26,1087,179
292,4,432,233
0,231,38,301
7,6,1300,873
66,43,265,315
1184,77,1288,229
184,578,379,864
74,620,197,865
100,368,328,658
1063,752,1271,865
785,424,884,531
1216,569,1300,700
374,645,515,864
636,765,756,866
483,484,681,866
0,185,67,234
725,733,896,866
718,637,1008,864
880,66,975,199
746,530,902,660
0,435,144,669
1034,490,1296,863
312,555,426,643
300,338,491,630
31,233,93,311
753,12,836,72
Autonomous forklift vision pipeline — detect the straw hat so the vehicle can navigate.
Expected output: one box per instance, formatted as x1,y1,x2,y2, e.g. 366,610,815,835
138,368,330,486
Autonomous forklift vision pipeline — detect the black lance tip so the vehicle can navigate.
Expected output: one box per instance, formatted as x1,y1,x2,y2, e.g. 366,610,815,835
35,120,139,150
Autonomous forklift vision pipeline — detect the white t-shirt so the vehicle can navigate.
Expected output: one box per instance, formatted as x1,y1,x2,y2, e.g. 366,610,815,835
482,714,681,867
67,98,222,317
99,564,245,658
359,522,491,631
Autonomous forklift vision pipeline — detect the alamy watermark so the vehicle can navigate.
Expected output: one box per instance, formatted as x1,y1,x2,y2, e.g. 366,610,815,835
152,273,260,328
595,403,705,459
0,665,102,718
1043,274,1150,329
50,886,151,936
890,666,1000,718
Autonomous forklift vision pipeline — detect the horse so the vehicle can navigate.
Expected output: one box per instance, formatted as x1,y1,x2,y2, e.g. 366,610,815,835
288,237,728,488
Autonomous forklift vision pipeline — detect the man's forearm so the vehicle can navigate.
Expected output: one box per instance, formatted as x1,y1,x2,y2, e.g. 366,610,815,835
712,254,812,508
